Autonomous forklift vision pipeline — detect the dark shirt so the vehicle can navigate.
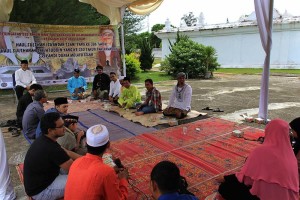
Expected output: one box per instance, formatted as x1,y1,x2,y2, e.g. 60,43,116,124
16,92,33,119
92,73,110,91
158,192,198,200
24,134,70,196
293,138,300,155
35,108,64,139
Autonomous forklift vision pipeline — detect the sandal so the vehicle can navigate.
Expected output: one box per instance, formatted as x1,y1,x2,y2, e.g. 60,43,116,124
202,107,213,111
213,108,224,112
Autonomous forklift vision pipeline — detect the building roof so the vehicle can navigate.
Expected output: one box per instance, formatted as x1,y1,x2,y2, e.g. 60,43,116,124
158,9,300,34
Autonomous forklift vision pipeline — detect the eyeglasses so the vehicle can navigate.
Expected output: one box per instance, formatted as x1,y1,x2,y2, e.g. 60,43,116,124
55,125,65,129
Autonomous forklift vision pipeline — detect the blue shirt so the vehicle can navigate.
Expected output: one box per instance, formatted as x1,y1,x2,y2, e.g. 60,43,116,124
158,193,198,200
67,76,87,94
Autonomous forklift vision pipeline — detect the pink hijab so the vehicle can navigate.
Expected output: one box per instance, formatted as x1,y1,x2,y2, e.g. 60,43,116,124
236,119,299,199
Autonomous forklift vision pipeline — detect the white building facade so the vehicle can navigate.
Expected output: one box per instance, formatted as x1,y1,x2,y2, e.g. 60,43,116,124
156,15,300,69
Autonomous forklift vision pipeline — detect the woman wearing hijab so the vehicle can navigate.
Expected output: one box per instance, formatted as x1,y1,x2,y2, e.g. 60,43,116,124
218,119,299,200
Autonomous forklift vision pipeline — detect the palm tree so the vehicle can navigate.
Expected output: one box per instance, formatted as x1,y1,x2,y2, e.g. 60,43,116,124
203,46,220,78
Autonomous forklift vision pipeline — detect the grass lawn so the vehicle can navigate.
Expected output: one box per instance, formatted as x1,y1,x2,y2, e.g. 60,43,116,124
132,71,172,83
0,71,172,95
153,58,162,65
216,68,300,74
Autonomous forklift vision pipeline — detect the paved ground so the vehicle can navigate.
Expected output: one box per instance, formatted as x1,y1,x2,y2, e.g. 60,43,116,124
1,73,300,199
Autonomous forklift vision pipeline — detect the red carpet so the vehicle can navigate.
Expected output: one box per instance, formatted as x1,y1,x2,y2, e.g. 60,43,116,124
109,117,264,200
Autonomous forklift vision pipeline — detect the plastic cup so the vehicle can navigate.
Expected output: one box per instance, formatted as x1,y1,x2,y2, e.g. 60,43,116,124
183,127,188,135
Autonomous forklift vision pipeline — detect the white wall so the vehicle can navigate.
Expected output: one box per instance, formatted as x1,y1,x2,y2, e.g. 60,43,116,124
157,21,300,69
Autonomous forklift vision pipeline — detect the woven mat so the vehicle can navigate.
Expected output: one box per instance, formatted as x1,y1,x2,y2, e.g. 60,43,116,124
109,117,265,199
105,104,207,127
73,109,157,141
44,100,206,128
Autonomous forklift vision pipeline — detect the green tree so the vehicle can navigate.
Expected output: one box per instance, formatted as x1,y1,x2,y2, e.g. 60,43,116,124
139,39,154,71
123,9,146,35
203,46,220,73
151,24,165,32
150,24,165,48
122,9,147,53
124,32,150,54
10,0,109,25
181,12,197,27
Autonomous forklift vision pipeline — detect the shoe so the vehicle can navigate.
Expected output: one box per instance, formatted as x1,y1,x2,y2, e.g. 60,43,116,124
11,129,20,137
8,126,18,132
1,120,17,127
202,107,213,111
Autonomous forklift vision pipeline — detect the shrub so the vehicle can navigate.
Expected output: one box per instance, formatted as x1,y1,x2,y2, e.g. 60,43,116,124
167,39,205,78
166,37,220,78
160,59,172,74
125,53,141,80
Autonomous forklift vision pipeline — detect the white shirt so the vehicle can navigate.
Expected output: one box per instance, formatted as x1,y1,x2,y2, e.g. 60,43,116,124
0,129,16,200
168,84,192,111
15,68,37,88
109,79,121,98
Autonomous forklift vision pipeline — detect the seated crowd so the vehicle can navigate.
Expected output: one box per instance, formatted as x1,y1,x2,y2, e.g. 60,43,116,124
20,66,194,140
14,62,300,199
65,66,192,118
22,114,300,200
23,112,198,200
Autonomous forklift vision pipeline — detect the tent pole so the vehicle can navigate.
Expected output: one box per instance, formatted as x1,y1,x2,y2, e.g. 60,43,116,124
255,0,274,122
120,7,126,77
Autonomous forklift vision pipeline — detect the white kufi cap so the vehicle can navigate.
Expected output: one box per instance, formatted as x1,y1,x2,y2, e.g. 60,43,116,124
86,124,109,147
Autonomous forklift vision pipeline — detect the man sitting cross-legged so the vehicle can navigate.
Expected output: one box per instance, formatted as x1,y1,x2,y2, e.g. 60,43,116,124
92,65,111,100
16,84,43,129
108,72,122,104
64,124,129,200
23,112,81,200
163,72,192,119
135,79,162,116
35,97,69,138
22,90,47,139
117,77,141,109
67,69,88,100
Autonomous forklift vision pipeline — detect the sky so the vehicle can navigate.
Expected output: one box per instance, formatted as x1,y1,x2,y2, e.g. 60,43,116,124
145,0,300,31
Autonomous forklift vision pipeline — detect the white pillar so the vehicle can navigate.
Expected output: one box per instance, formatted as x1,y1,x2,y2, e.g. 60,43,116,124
120,7,126,77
